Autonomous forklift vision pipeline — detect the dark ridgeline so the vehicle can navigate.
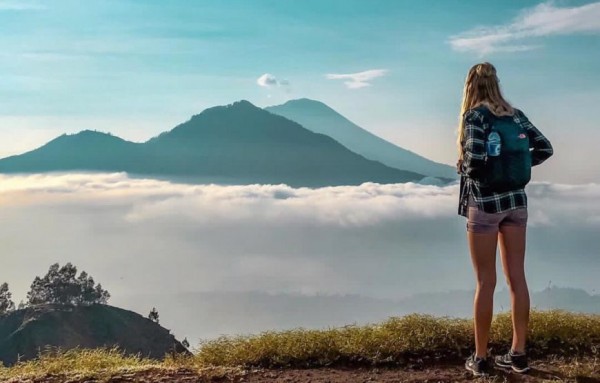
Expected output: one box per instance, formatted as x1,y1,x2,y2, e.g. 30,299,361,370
0,100,428,187
0,304,189,365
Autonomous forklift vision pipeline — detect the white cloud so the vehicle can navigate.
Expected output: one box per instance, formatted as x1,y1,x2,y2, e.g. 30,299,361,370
256,73,290,89
1,173,598,229
256,73,278,87
0,173,455,226
326,69,389,89
449,1,600,55
256,74,291,98
1,173,598,321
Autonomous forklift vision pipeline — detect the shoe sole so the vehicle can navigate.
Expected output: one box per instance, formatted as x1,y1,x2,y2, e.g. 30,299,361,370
495,362,530,374
466,365,489,377
511,365,531,374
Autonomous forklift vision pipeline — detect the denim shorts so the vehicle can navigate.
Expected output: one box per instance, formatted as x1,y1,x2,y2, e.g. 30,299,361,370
466,194,528,233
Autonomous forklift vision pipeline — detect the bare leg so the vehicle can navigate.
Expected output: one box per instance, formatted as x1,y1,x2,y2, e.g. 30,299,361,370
499,225,529,353
467,230,498,358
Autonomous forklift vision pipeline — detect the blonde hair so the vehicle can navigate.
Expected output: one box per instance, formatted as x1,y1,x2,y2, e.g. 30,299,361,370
457,62,515,160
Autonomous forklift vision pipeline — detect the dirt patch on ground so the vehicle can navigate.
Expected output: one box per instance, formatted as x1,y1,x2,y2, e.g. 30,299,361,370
6,359,599,383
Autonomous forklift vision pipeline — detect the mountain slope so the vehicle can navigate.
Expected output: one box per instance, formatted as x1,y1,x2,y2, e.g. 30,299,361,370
0,130,145,173
0,304,188,366
265,98,457,179
0,100,426,187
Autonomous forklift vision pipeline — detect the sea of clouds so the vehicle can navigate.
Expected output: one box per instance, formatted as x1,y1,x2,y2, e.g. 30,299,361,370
1,173,598,308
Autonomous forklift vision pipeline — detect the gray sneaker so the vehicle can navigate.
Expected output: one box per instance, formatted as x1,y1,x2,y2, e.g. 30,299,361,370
465,353,490,377
495,349,530,373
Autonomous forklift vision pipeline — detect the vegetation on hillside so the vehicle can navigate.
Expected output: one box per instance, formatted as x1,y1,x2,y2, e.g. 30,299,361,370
27,263,110,306
148,307,160,324
0,310,598,381
192,310,600,368
1,263,110,315
0,283,15,315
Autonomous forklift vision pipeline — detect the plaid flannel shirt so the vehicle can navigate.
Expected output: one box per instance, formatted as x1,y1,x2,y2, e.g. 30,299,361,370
457,106,553,217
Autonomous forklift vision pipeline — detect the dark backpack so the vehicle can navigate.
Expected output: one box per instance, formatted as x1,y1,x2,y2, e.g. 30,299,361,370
473,105,532,193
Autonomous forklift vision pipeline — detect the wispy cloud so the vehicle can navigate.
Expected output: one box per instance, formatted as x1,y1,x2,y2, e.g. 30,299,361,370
256,73,290,88
0,0,45,10
449,1,600,55
256,73,291,98
325,69,388,89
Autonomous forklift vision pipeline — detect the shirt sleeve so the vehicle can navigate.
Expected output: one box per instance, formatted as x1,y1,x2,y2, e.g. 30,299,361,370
515,109,554,166
460,109,488,178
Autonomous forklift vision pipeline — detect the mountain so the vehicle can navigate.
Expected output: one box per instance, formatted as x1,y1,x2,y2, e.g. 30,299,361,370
0,100,427,187
265,98,457,179
0,130,145,173
0,304,189,366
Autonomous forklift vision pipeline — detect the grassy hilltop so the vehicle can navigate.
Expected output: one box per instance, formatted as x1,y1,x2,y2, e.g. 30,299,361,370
1,310,599,382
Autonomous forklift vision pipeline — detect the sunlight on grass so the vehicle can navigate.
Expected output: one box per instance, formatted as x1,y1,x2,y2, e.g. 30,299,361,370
194,310,600,367
0,347,158,381
1,310,598,381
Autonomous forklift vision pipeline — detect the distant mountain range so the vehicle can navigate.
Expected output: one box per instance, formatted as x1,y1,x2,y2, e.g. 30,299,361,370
265,99,457,179
0,99,455,187
118,286,600,343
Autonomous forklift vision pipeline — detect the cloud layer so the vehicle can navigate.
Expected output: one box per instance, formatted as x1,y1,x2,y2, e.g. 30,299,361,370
449,1,600,55
325,69,388,89
0,173,598,312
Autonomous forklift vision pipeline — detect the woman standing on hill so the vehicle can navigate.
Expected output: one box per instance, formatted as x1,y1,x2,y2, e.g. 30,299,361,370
456,62,553,377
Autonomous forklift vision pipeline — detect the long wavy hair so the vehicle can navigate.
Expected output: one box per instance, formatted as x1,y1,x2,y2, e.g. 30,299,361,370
457,62,515,160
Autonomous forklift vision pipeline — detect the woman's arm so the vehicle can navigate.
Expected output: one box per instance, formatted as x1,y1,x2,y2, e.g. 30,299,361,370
516,109,554,166
460,109,488,178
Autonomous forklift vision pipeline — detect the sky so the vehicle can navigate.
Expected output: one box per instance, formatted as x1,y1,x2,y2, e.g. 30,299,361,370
1,0,599,183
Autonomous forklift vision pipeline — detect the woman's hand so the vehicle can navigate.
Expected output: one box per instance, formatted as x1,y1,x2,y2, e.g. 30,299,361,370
456,159,463,174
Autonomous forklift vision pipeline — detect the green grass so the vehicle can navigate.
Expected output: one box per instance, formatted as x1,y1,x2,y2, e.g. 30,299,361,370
1,310,598,381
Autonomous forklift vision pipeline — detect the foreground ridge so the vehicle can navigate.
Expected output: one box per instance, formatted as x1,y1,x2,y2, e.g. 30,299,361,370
1,310,599,382
2,357,598,382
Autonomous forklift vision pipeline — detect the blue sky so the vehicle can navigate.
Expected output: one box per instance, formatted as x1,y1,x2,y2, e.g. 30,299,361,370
1,0,599,182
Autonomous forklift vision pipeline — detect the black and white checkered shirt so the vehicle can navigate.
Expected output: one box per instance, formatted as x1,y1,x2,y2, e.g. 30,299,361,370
457,106,554,217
